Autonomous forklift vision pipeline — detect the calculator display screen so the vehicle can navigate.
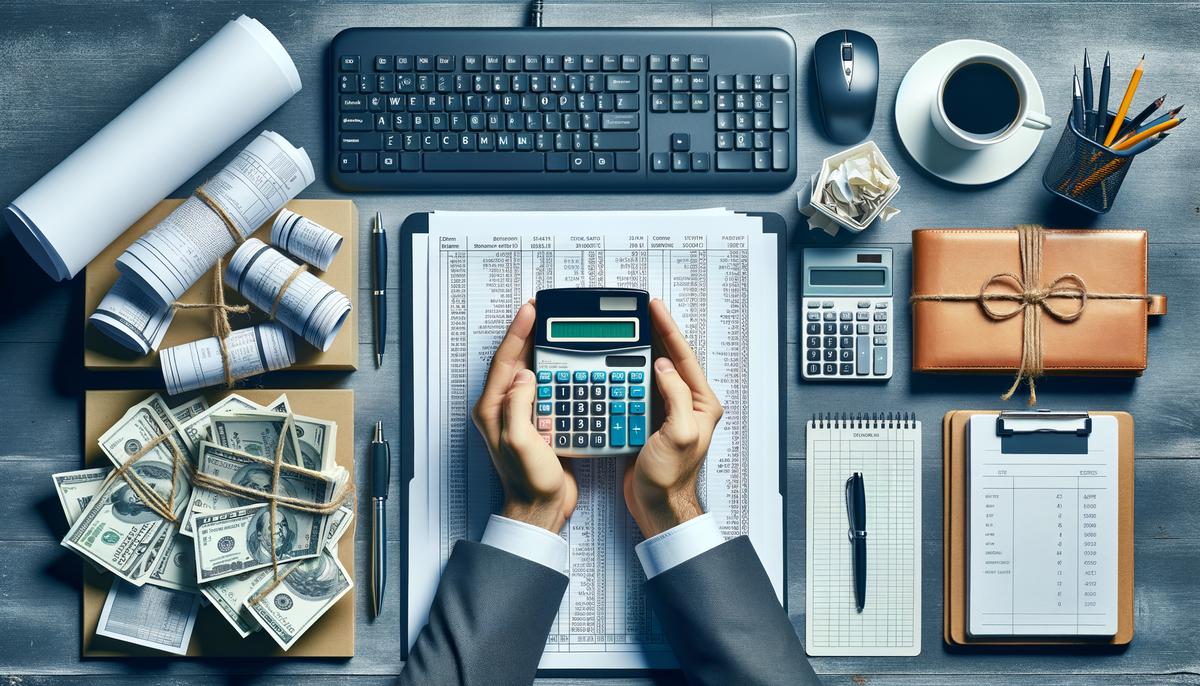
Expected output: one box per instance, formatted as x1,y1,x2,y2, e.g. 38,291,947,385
809,268,886,286
549,320,637,340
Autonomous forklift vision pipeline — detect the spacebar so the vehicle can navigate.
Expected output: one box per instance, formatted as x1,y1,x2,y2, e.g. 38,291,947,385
422,153,544,172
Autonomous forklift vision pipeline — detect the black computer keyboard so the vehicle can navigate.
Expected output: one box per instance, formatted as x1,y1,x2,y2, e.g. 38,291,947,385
330,28,797,192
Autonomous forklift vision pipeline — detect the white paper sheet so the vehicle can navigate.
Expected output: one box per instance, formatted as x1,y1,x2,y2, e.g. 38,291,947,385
96,580,200,655
407,210,783,670
89,276,176,355
3,16,300,281
159,321,295,396
271,209,344,272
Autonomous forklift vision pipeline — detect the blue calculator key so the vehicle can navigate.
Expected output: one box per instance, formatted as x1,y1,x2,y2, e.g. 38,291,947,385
629,415,646,447
537,370,553,383
629,371,645,383
591,370,607,382
555,371,570,383
610,401,626,414
629,385,646,399
537,402,553,415
537,386,552,399
573,370,589,383
610,415,626,447
630,401,646,415
609,371,626,383
609,386,626,399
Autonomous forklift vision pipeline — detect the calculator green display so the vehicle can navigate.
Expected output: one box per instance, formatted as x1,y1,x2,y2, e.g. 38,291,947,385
550,320,637,339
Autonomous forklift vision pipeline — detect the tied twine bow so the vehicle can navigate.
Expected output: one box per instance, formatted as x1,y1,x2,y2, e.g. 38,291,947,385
172,187,308,386
106,411,352,604
910,224,1151,405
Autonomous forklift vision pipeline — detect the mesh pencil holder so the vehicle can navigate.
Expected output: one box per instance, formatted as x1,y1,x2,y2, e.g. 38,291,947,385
1042,113,1135,213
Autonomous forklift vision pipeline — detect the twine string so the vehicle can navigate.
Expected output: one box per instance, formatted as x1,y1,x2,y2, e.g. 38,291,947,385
172,258,249,387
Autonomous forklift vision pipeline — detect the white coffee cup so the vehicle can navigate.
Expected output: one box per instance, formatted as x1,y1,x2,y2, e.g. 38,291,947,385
930,53,1052,150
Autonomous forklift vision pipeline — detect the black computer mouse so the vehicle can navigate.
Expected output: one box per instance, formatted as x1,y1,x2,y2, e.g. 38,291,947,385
813,30,879,144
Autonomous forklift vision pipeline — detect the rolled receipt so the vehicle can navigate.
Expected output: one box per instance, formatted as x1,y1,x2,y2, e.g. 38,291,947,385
2,16,301,281
226,239,352,352
160,321,295,396
271,209,344,271
89,276,176,355
116,130,315,309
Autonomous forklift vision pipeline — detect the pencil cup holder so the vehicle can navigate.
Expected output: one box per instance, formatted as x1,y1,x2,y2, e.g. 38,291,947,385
1042,114,1135,214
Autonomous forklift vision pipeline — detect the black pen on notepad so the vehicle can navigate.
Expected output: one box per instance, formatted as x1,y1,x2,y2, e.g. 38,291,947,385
372,211,387,368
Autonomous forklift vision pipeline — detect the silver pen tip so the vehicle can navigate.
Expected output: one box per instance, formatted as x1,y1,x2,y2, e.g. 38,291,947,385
376,352,382,368
374,211,383,229
373,421,383,442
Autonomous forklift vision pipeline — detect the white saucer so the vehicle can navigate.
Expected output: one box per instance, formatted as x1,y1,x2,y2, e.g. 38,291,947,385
895,39,1049,186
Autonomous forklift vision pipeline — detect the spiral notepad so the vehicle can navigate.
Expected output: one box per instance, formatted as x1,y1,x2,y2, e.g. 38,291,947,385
805,413,922,656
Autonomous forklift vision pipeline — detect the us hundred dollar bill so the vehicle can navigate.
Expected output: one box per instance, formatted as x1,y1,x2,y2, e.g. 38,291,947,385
52,467,112,526
168,396,209,424
264,396,336,472
192,503,325,582
97,393,193,514
211,410,303,469
201,562,297,637
179,394,262,453
245,549,352,650
146,529,198,593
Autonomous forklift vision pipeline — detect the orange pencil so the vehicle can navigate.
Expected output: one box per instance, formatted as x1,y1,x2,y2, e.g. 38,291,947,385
1112,116,1184,150
1103,55,1144,147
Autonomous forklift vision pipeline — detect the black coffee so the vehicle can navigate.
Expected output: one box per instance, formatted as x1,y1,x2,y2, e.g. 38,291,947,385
942,62,1021,137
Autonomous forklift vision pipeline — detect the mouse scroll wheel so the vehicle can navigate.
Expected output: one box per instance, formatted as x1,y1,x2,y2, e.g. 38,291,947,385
841,44,853,61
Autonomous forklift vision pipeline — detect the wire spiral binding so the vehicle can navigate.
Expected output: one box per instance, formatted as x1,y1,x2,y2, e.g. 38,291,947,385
809,412,916,429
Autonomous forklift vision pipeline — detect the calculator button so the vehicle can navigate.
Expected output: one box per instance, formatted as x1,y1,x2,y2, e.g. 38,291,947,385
807,312,820,321
874,311,888,321
556,386,571,399
574,370,589,383
806,300,820,309
840,323,853,336
840,349,853,361
556,433,570,448
856,337,870,375
573,401,588,415
807,323,820,335
556,401,571,415
824,336,837,348
823,323,836,335
591,401,606,415
840,363,854,375
609,371,626,383
628,415,646,447
538,385,552,399
840,336,853,348
573,433,588,448
823,312,836,321
806,349,819,361
591,433,606,448
537,402,552,415
874,347,888,375
875,302,888,308
858,301,871,308
590,385,605,399
591,417,606,431
537,417,553,431
573,417,588,432
823,363,837,375
874,336,887,346
573,385,588,399
537,370,553,383
874,323,888,334
806,363,820,376
839,311,852,321
610,386,626,399
540,433,553,446
555,371,570,383
857,323,869,334
610,416,626,447
629,371,645,383
555,417,570,431
610,401,625,414
629,386,646,399
823,349,836,361
629,401,646,415
822,301,834,308
591,370,607,383
856,311,869,321
807,336,820,348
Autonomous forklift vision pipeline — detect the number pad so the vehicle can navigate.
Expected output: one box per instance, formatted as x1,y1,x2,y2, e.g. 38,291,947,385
538,367,647,453
801,297,891,380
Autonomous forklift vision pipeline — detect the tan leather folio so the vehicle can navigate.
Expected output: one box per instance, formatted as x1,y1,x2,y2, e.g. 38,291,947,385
942,410,1134,647
911,228,1166,375
81,389,356,657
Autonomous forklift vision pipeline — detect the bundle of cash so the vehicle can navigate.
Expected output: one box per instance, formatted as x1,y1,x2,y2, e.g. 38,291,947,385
54,392,353,653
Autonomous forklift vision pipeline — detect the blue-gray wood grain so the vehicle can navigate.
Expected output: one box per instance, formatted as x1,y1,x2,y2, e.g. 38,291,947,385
0,1,1197,684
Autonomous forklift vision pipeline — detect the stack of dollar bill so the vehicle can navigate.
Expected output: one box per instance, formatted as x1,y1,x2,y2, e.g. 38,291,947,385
53,392,354,653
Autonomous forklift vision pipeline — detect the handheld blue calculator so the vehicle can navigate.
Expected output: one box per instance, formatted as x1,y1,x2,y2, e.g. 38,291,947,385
534,288,652,458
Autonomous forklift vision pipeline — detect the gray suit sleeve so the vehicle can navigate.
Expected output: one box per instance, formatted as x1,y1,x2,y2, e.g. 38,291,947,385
400,540,568,686
646,535,821,686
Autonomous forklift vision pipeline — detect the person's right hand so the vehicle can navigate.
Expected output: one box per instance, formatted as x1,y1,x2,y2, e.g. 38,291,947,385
623,299,723,539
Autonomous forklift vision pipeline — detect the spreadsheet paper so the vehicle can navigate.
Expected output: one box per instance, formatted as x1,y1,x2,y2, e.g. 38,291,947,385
407,210,783,670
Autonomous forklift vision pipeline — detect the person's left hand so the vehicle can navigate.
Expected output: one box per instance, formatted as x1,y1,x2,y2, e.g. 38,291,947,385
471,302,578,533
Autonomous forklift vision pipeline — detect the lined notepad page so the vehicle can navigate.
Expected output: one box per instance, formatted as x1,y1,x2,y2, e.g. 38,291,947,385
805,415,921,656
967,414,1119,636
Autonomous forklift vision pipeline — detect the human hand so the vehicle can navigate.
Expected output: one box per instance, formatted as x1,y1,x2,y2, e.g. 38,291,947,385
623,299,723,538
471,302,578,533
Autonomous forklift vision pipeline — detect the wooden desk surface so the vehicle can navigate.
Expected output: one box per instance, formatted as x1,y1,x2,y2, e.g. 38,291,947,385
1,1,1196,684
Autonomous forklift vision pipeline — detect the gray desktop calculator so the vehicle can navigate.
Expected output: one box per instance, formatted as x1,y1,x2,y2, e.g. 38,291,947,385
534,288,652,458
801,247,892,381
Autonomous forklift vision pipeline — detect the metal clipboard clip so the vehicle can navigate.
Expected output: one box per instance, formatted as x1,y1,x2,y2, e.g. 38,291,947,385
996,410,1092,455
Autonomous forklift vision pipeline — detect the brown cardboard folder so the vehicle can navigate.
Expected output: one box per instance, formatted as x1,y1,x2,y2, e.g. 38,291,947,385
83,199,358,371
81,389,355,657
942,410,1134,647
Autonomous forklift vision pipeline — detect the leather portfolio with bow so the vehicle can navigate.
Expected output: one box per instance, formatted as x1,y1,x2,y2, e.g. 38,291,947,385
910,225,1167,404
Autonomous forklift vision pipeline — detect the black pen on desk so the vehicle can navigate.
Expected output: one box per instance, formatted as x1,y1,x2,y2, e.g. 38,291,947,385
1072,67,1085,132
1116,94,1166,141
1095,51,1111,141
1082,49,1094,134
371,421,390,618
845,472,867,613
372,211,387,368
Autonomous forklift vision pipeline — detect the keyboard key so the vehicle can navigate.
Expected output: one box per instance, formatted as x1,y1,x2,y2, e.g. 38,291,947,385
772,94,789,130
610,386,626,399
651,152,669,171
546,152,569,171
591,132,639,150
629,415,646,447
562,55,580,71
629,386,646,399
463,55,481,71
806,348,819,361
669,54,686,71
807,336,821,348
557,401,571,415
840,363,854,375
582,55,600,71
671,133,690,151
574,385,588,399
570,153,591,171
606,74,639,92
591,401,606,415
672,152,689,171
601,113,638,130
823,349,836,361
556,417,570,432
374,55,393,71
537,402,552,415
610,416,626,448
857,323,869,334
615,152,640,171
715,74,734,91
436,55,455,71
573,433,588,448
629,371,644,383
716,151,753,170
602,55,619,71
610,401,626,414
735,74,752,91
691,94,709,112
338,152,357,172
594,152,614,171
772,74,789,90
824,363,837,375
573,401,588,415
874,347,888,375
555,385,570,399
538,385,552,399
691,74,709,91
340,55,361,73
591,417,606,432
629,401,646,415
591,433,606,448
591,385,606,399
840,349,853,361
807,363,820,376
690,54,709,71
556,433,570,449
416,55,434,71
823,323,836,335
648,54,667,71
691,152,710,171
422,152,544,171
671,74,689,91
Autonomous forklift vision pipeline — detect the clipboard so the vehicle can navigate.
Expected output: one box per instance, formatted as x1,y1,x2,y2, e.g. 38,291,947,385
397,211,790,657
943,409,1135,647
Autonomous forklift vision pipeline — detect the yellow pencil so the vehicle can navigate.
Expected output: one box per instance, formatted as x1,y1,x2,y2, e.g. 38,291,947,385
1112,116,1184,150
1103,54,1144,147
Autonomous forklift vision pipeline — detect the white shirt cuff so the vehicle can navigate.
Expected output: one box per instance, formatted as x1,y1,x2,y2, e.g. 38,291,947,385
634,512,724,579
480,514,568,574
